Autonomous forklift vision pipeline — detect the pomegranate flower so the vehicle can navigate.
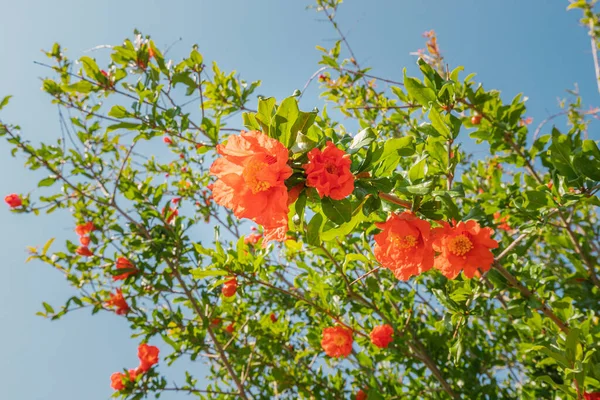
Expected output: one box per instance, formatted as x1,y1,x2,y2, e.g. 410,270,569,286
210,130,293,243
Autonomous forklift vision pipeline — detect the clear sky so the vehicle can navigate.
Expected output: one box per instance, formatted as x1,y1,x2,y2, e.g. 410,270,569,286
0,1,597,399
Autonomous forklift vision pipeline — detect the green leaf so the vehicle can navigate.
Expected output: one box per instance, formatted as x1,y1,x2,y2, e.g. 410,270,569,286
80,56,100,79
42,238,55,256
408,157,427,183
64,81,95,94
106,122,141,132
429,108,451,138
404,76,436,108
256,97,276,135
306,213,323,246
523,190,552,210
362,195,381,216
0,95,11,110
321,197,352,225
274,97,300,148
108,105,129,119
573,140,600,181
38,177,57,187
348,128,376,154
549,129,578,181
42,302,55,314
191,268,228,279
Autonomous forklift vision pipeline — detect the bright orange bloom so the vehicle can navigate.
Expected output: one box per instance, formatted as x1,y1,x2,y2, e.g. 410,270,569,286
225,323,235,333
211,318,222,326
137,343,160,372
493,212,511,232
244,233,262,245
303,141,354,200
373,212,434,280
75,221,95,236
113,257,138,281
547,182,553,190
270,313,278,323
321,326,353,358
76,246,93,257
110,369,137,391
79,236,91,246
162,206,178,224
370,324,394,348
221,277,238,298
148,47,155,59
4,193,22,208
432,220,498,279
356,389,367,400
210,130,293,243
105,289,130,315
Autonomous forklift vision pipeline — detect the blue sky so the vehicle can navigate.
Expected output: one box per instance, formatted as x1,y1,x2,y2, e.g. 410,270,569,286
0,1,597,399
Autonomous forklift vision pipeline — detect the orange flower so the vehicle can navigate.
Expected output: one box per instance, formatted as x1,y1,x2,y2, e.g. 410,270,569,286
110,369,137,391
79,236,91,246
432,220,498,279
210,130,293,243
356,389,367,400
4,193,22,208
137,343,160,372
76,246,93,257
211,318,222,326
105,289,129,315
225,323,235,333
244,233,262,246
373,212,434,280
493,212,511,232
113,257,138,281
303,141,354,200
585,393,600,400
162,206,179,224
370,324,394,348
221,277,238,298
270,313,278,323
321,326,353,358
75,221,95,236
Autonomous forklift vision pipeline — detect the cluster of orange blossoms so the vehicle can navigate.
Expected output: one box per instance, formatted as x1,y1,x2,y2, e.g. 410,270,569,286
374,212,498,280
210,131,354,243
110,343,160,391
321,324,394,359
74,221,95,257
104,256,138,314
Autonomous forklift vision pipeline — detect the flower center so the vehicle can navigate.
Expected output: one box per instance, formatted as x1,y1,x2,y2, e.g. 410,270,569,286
448,234,473,256
333,335,347,346
243,160,271,194
325,162,338,175
390,234,418,249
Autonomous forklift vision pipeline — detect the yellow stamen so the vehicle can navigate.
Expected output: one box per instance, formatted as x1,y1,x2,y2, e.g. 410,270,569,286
243,160,271,194
391,234,418,249
448,234,473,256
